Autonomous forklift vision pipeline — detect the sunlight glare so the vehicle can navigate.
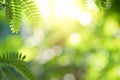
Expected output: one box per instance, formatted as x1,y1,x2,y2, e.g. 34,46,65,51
69,32,81,45
68,6,81,19
78,12,92,25
53,0,92,25
36,0,93,26
36,0,51,18
53,0,76,17
87,0,97,10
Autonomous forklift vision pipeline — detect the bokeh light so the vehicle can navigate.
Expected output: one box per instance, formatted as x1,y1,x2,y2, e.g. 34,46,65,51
78,12,92,25
69,32,81,46
63,73,75,80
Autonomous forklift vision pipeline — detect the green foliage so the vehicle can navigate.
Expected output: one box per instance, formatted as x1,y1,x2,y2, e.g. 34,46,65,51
0,0,5,10
0,0,40,79
0,0,108,33
4,0,41,33
0,0,118,80
21,0,41,24
5,0,22,33
94,0,107,10
0,52,36,80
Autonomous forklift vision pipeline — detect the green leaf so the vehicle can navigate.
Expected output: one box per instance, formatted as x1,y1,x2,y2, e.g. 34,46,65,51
0,52,36,80
94,0,107,10
5,0,22,33
21,0,41,26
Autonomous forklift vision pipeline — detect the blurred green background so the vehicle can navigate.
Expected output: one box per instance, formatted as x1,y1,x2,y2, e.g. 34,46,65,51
0,0,120,80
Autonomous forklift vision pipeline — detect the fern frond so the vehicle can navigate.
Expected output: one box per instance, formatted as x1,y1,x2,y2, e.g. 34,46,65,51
0,0,5,4
94,0,107,10
0,0,5,10
2,67,18,80
5,0,22,33
0,52,35,80
11,61,35,80
5,0,41,33
0,68,9,80
21,0,41,26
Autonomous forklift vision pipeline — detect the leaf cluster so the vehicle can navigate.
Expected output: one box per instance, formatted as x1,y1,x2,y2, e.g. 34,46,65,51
0,52,36,80
94,0,107,10
1,0,41,33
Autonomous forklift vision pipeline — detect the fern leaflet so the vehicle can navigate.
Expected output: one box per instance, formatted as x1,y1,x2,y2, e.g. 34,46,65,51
94,0,107,10
5,0,22,33
21,0,41,26
0,52,36,80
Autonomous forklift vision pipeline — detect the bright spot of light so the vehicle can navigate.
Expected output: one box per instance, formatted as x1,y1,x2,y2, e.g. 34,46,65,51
87,0,97,10
25,29,45,47
53,0,76,17
35,46,62,64
63,73,75,80
36,49,55,64
18,47,37,61
69,32,81,45
36,0,93,26
78,12,92,25
88,52,108,71
36,0,51,18
68,6,81,19
117,67,120,76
